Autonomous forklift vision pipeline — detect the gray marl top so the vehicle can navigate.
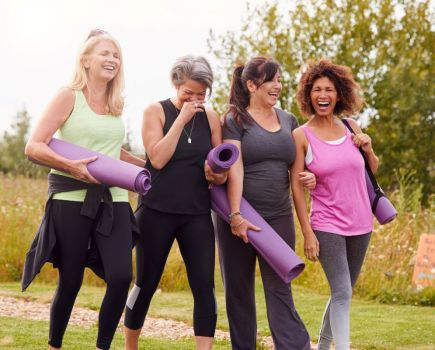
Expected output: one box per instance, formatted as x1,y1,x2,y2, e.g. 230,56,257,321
223,108,298,218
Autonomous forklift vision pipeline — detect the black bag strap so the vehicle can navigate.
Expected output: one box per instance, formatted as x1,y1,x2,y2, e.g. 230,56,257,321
341,118,384,212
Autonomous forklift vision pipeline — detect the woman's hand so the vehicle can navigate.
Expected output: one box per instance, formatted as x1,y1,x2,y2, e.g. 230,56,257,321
178,100,204,124
67,156,100,184
299,171,316,190
352,132,373,154
303,228,319,261
230,215,261,244
204,160,228,185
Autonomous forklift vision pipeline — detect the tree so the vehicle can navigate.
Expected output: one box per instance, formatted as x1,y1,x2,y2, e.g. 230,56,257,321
0,108,48,177
208,0,434,198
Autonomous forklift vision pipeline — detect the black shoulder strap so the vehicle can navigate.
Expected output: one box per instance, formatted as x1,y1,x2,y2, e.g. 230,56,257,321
342,118,384,212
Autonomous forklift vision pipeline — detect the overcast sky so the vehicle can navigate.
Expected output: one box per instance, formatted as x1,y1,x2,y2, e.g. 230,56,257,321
0,0,268,151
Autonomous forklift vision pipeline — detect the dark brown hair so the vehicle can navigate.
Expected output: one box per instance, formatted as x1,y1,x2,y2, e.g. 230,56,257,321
225,56,281,127
296,58,364,117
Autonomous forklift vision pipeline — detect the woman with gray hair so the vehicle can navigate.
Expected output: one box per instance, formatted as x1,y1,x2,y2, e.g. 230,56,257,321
124,55,226,350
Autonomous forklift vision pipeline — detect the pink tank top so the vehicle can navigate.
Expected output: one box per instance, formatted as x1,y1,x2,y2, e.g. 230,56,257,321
302,126,373,236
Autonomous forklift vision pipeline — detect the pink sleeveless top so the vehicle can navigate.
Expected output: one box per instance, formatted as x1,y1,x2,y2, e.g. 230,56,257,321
302,126,373,236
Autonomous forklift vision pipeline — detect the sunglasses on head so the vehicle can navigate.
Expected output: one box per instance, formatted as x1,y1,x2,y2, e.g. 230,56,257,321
86,29,107,41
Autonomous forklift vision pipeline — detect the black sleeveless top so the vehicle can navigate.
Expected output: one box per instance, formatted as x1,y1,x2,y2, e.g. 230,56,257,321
140,98,212,214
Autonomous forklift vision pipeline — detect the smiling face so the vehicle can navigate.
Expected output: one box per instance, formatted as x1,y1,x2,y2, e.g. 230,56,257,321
84,39,121,83
175,79,208,106
310,76,338,118
250,71,282,107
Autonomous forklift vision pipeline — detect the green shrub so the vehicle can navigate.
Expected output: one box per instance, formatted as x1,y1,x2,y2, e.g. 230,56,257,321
1,171,433,305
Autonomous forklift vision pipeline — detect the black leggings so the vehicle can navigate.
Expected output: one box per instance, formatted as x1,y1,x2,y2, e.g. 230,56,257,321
124,206,217,337
49,200,133,350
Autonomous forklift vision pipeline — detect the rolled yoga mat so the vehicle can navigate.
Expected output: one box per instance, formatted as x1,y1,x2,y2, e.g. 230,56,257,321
30,138,151,195
365,172,397,224
207,144,305,283
206,143,239,173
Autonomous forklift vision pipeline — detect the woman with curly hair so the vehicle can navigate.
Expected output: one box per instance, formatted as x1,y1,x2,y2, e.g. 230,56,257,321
291,59,379,350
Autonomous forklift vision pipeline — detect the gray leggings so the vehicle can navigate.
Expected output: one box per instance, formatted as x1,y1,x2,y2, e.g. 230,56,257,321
314,230,371,350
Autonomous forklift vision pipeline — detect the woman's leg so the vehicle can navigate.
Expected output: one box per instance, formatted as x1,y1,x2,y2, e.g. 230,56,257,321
216,216,257,350
315,231,372,350
177,214,216,349
93,203,133,350
258,215,310,350
346,233,371,288
49,200,93,348
314,231,352,350
124,207,178,349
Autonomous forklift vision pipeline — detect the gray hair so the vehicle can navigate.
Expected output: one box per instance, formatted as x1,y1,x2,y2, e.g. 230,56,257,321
170,55,213,94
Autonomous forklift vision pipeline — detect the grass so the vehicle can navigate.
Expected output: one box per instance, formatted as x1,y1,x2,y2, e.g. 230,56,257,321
1,282,434,350
1,174,433,305
1,173,434,348
0,317,232,350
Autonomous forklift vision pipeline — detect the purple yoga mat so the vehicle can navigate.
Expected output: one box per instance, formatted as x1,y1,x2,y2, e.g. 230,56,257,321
210,185,305,283
206,143,239,173
31,138,151,195
365,172,397,224
206,144,305,283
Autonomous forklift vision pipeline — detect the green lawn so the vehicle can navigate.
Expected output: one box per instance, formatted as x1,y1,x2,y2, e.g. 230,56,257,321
0,317,232,350
0,282,434,350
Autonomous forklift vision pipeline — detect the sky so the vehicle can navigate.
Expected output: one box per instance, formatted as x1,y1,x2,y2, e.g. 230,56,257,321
0,0,267,151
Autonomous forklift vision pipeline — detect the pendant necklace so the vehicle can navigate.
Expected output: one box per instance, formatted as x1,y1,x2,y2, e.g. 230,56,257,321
174,103,196,144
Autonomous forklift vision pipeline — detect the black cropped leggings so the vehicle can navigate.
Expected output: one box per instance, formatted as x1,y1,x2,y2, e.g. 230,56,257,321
124,206,217,337
49,200,133,349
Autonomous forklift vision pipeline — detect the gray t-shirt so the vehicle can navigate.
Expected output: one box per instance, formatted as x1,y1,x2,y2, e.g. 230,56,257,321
223,108,298,218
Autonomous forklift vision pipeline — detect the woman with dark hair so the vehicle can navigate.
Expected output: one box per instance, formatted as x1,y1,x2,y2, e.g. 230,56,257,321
24,29,144,350
216,56,314,350
291,58,378,350
123,55,226,350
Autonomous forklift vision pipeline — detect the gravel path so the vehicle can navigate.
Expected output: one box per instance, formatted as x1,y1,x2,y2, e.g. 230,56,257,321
0,296,327,349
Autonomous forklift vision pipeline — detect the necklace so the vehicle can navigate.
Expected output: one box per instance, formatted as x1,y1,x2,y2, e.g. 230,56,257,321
173,103,196,144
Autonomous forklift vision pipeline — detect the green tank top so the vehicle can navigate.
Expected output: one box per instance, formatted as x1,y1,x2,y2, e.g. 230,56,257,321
52,90,128,202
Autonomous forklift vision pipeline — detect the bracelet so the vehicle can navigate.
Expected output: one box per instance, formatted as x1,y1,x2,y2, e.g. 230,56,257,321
228,211,242,220
230,219,245,228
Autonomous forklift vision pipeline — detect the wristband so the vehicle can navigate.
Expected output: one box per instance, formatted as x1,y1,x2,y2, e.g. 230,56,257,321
228,211,242,220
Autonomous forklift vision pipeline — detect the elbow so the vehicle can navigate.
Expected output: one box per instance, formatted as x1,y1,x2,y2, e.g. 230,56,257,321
24,141,35,158
149,158,164,170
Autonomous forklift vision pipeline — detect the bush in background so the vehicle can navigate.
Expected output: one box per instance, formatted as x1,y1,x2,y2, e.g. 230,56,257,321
0,171,433,305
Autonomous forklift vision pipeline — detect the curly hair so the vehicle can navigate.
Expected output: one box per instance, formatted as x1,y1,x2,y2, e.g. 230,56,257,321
296,59,364,117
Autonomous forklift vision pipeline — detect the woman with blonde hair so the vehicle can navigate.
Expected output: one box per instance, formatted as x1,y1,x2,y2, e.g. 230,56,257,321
24,29,144,349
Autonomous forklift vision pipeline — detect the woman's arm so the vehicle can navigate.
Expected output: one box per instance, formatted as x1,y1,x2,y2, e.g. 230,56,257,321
204,109,228,185
120,148,145,167
143,101,201,170
24,88,99,183
290,128,319,261
224,139,260,243
348,119,379,174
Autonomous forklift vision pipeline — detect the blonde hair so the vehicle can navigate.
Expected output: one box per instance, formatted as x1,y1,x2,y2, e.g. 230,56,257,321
70,31,124,116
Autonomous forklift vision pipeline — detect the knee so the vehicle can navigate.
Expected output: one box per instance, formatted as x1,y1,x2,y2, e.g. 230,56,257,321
58,276,83,296
331,286,352,304
106,270,132,291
